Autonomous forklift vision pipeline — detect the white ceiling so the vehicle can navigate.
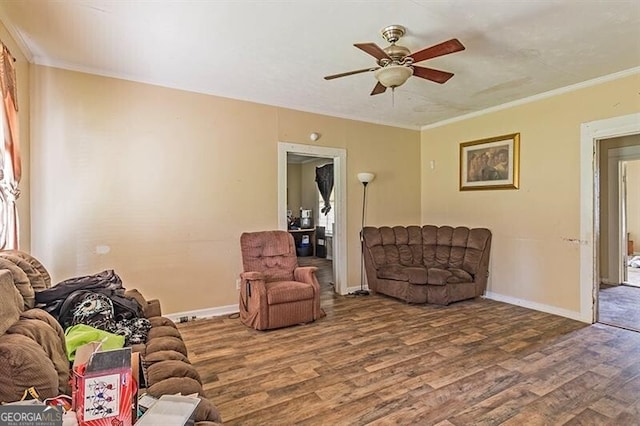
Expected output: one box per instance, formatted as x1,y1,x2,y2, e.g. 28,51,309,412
1,1,639,129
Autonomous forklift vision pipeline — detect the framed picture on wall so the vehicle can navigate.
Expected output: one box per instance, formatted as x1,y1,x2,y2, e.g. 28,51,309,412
459,133,520,191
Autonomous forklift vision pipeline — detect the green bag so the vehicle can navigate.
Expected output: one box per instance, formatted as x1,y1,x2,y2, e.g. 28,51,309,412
64,323,125,361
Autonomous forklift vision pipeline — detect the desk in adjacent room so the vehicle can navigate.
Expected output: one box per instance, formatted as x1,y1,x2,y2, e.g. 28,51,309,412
288,228,316,256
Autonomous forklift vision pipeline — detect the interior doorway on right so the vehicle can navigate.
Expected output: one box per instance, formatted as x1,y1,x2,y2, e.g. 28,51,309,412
597,135,640,331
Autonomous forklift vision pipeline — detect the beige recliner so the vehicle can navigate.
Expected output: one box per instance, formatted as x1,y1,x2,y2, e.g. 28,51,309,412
239,230,322,330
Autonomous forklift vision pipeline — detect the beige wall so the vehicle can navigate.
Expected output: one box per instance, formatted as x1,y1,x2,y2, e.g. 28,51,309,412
286,163,302,215
0,21,30,250
30,65,421,314
421,74,640,315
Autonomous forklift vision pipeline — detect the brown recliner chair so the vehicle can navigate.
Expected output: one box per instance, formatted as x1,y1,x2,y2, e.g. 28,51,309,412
239,230,322,330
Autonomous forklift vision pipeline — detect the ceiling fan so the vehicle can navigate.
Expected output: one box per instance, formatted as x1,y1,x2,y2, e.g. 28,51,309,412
324,25,465,96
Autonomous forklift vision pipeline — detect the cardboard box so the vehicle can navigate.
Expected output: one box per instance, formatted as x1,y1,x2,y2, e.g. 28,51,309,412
71,343,137,426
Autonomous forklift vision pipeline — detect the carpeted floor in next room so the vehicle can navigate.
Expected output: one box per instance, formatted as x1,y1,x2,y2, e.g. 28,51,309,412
599,283,640,332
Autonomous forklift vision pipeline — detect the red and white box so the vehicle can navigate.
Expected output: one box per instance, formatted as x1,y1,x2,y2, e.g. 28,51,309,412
71,343,137,426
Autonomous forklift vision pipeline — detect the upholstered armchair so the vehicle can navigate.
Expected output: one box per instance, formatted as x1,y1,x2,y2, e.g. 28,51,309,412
239,230,322,330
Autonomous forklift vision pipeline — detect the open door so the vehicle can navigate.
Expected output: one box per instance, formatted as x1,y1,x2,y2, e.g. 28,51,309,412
278,142,348,295
620,161,629,285
596,139,640,331
623,159,640,287
580,113,640,324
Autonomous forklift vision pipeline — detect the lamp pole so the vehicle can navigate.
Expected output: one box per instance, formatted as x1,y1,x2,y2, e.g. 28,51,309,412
353,172,375,296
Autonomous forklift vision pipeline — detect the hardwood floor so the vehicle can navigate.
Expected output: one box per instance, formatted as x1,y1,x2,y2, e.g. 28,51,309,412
297,256,333,289
599,284,640,332
179,279,640,425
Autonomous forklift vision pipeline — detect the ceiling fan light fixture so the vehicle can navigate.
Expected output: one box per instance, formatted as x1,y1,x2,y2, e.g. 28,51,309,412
374,65,413,88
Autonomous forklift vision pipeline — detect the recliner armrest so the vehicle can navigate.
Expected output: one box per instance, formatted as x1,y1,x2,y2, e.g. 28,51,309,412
240,271,265,281
294,266,318,285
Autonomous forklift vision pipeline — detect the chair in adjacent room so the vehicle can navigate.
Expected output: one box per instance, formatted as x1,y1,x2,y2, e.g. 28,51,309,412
239,230,322,330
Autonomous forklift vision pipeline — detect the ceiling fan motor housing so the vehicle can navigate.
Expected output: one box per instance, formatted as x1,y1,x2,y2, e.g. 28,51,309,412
383,44,411,64
381,25,406,44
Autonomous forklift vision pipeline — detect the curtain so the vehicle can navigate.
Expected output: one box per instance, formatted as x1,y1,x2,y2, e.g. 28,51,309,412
0,43,21,249
315,163,334,216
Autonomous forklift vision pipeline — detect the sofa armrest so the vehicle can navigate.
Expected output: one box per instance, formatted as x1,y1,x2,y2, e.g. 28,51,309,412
125,289,162,318
144,299,162,318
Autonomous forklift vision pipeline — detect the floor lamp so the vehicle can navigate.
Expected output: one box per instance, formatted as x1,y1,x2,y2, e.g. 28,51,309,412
354,172,375,296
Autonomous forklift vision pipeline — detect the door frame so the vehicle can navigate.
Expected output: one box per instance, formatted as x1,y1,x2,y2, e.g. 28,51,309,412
277,142,348,295
580,112,640,323
620,160,628,284
604,149,640,285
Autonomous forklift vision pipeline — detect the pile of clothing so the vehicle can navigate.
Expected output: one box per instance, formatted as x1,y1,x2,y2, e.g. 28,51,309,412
35,269,151,347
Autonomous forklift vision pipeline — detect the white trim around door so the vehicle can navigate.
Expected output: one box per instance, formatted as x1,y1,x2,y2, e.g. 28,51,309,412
278,142,348,295
580,112,640,323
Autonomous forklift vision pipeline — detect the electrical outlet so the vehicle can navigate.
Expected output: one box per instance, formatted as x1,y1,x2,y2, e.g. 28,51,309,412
235,278,241,290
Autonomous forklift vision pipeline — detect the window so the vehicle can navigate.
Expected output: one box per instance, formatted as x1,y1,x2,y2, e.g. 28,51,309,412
0,44,21,249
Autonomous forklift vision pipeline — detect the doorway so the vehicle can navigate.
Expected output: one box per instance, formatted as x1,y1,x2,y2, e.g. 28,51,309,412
580,112,640,324
623,159,640,287
277,142,348,295
601,145,640,287
597,141,640,331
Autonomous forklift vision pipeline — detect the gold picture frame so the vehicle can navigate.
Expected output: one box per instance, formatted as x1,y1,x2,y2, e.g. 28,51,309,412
459,133,520,191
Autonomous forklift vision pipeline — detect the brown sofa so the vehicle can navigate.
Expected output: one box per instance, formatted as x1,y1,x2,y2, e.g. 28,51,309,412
0,250,222,425
362,225,492,305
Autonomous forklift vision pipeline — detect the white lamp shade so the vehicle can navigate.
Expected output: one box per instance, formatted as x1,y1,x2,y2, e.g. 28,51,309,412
357,172,375,184
374,65,413,88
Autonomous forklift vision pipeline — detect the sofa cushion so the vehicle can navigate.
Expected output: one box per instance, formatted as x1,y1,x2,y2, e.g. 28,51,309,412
0,333,59,402
148,316,178,329
130,343,146,356
148,325,183,340
427,268,452,285
447,268,473,283
405,267,428,284
3,250,52,288
377,265,427,284
377,265,406,281
144,350,190,365
147,377,203,398
6,319,70,395
147,360,201,385
19,309,66,355
194,398,223,424
0,271,23,335
0,258,34,309
0,253,47,292
146,336,188,357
